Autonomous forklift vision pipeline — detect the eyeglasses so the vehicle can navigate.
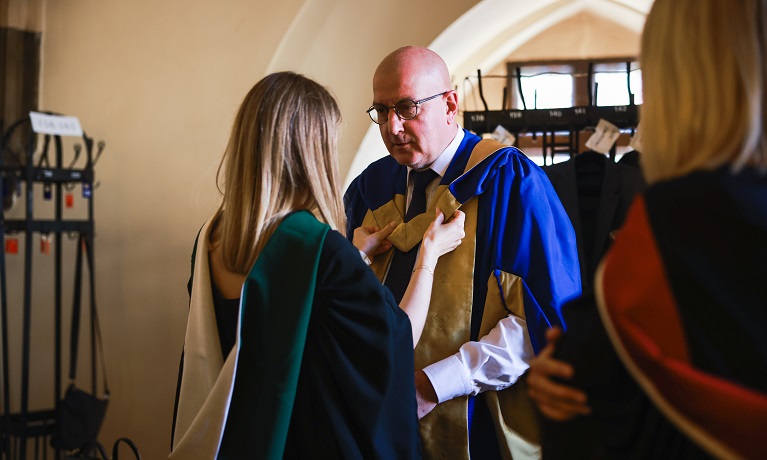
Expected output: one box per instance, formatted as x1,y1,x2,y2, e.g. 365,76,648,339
366,91,450,125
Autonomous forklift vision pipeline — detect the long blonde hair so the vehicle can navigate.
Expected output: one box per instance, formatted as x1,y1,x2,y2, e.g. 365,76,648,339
639,0,767,183
212,71,346,274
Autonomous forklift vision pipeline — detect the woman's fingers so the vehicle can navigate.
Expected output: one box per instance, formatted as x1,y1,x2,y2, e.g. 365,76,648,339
353,222,396,258
434,208,445,224
375,222,397,239
424,210,465,257
369,222,396,256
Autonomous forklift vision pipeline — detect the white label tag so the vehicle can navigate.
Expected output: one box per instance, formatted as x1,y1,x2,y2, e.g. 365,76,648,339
585,118,620,154
491,124,516,146
29,112,83,136
628,122,644,152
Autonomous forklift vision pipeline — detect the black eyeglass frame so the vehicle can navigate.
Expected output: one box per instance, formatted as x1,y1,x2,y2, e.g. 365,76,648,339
366,91,451,124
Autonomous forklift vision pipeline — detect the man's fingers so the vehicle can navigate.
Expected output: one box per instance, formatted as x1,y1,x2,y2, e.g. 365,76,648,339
527,377,591,421
530,389,591,418
528,371,587,403
530,352,575,380
545,326,563,345
534,400,589,422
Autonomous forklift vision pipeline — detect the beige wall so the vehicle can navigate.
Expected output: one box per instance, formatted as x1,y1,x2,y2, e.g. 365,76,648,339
32,1,476,458
2,1,642,458
1,0,44,30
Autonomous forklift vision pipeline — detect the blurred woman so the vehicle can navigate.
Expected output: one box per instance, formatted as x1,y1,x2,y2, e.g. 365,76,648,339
527,1,767,458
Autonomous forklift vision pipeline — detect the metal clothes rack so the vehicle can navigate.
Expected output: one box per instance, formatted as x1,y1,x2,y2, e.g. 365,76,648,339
465,61,640,164
0,113,101,459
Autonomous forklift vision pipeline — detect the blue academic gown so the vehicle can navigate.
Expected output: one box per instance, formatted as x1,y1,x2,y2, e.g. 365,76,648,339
344,130,581,459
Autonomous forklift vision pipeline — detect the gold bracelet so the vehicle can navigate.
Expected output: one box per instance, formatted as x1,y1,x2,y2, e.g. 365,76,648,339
412,265,434,277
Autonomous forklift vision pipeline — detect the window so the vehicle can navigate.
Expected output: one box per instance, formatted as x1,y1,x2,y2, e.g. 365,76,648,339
516,65,574,109
594,61,642,106
463,58,644,164
505,58,641,109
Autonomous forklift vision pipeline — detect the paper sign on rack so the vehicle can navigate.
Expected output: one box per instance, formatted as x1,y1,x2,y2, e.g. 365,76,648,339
29,112,83,137
585,118,620,154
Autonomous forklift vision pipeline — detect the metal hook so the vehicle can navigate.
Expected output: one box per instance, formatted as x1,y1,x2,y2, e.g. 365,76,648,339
68,143,82,169
36,134,51,168
516,66,527,110
92,140,105,167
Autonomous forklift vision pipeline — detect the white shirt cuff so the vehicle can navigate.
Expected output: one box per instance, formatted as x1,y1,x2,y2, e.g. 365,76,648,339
422,355,472,403
421,315,534,404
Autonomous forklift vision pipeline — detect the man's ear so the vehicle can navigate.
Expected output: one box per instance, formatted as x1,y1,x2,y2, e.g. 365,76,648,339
445,90,459,123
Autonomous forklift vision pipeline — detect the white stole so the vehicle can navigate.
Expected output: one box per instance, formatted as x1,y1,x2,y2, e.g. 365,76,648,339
170,217,241,460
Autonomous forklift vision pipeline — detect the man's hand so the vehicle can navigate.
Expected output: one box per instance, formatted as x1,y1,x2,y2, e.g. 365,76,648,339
527,327,591,421
415,370,438,419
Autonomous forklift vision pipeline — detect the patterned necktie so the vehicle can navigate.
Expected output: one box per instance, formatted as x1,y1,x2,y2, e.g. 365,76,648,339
384,168,439,303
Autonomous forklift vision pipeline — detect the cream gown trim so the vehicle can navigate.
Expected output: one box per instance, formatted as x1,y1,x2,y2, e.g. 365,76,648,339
170,217,241,460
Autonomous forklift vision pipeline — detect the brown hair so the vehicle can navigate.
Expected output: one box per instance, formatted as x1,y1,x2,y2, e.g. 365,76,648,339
212,71,346,274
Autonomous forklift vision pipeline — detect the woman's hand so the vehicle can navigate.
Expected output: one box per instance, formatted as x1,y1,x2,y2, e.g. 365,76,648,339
419,209,466,268
352,222,396,261
403,209,465,346
527,327,591,421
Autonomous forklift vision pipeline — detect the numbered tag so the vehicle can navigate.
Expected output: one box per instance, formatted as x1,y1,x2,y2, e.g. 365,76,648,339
65,192,74,208
629,122,644,152
5,237,18,254
491,125,516,146
40,234,51,255
82,182,92,198
43,182,53,200
585,119,621,154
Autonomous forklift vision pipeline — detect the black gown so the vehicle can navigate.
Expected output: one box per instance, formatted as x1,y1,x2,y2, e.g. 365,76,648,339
173,213,421,460
282,230,421,459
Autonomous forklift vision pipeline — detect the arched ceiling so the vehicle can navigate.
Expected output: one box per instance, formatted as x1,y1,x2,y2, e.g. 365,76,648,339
346,0,653,186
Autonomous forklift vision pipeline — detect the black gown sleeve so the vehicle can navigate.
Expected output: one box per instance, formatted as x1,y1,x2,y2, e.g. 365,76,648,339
284,230,421,460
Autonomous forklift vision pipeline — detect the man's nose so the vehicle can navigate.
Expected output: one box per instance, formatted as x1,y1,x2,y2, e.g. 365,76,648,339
387,109,404,135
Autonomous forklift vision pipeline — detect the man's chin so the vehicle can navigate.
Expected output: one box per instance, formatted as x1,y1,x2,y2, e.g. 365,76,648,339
389,148,423,168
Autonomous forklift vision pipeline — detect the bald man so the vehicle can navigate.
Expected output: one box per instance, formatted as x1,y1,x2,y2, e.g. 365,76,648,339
344,46,581,460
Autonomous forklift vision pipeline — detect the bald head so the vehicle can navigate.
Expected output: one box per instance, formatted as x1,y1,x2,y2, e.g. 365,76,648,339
374,46,452,92
371,46,459,170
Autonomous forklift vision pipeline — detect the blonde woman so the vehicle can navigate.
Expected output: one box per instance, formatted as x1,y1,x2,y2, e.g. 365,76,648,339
171,71,463,460
527,0,767,458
